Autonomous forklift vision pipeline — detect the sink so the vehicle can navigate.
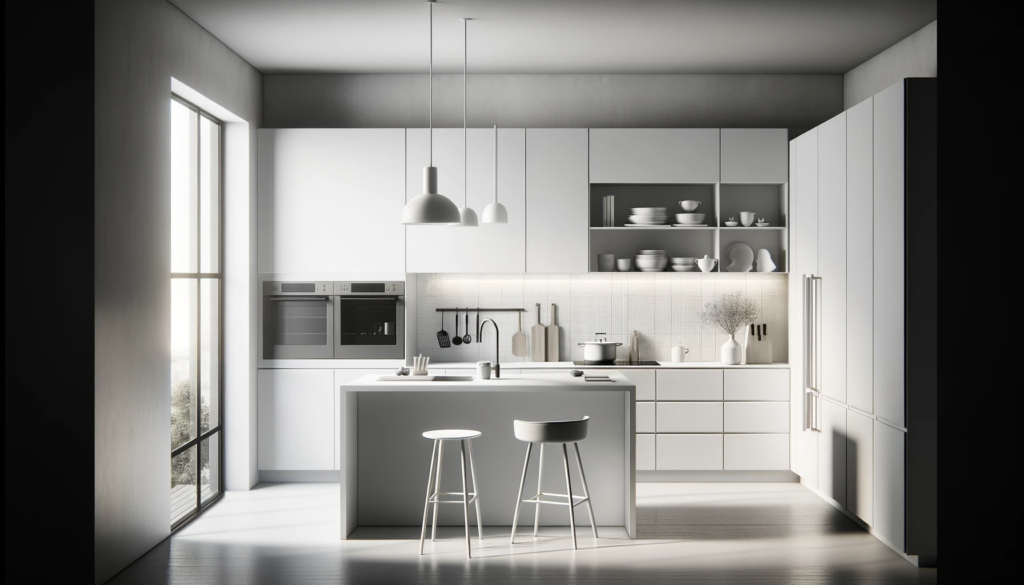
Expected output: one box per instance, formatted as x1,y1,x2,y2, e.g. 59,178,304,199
427,375,475,382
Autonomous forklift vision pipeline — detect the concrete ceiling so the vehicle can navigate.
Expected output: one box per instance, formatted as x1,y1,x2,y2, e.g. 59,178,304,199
171,0,936,74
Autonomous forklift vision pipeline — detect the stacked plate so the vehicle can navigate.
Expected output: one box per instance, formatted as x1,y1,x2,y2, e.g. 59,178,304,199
635,249,668,272
628,207,668,226
673,213,706,227
670,257,699,272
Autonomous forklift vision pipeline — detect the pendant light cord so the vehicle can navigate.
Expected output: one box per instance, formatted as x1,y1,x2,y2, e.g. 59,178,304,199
428,1,433,167
463,18,467,207
494,125,498,203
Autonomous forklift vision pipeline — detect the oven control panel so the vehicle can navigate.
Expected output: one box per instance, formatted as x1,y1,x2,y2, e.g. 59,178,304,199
335,281,405,296
264,281,331,295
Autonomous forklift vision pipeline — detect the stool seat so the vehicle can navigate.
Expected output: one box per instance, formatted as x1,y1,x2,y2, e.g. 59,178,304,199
513,416,589,443
423,429,482,440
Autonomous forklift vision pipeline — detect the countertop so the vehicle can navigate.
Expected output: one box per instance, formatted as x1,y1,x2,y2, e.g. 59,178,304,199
343,371,635,391
430,361,790,370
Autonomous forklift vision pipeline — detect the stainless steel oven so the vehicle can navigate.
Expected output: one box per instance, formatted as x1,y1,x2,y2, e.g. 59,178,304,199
333,281,405,359
262,281,334,359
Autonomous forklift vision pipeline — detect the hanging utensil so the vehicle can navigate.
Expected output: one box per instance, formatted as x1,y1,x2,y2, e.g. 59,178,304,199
463,311,472,344
452,308,463,346
530,303,546,361
475,309,480,341
546,303,560,362
511,310,528,357
437,311,451,348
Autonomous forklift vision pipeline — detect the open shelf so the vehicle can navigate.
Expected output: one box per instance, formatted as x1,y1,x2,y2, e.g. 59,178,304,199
590,184,714,227
719,183,788,228
719,228,787,273
590,228,716,272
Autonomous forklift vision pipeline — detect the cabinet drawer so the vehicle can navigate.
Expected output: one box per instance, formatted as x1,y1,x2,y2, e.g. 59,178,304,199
637,402,656,433
621,369,656,400
724,434,790,470
724,369,789,401
724,402,789,433
637,434,656,470
657,434,723,470
656,370,723,400
657,402,723,433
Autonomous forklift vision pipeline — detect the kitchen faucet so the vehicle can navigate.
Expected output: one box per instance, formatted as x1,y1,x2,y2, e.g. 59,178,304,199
479,318,500,378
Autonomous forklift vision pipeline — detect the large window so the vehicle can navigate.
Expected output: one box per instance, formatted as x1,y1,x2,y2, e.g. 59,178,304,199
170,96,223,528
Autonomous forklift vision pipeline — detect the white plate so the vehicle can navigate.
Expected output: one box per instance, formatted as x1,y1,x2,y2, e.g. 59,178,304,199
725,243,755,272
755,222,770,227
723,222,739,226
625,223,669,227
672,224,707,227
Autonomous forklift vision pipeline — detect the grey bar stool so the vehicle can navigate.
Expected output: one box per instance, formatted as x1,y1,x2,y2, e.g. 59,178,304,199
419,429,483,558
510,416,597,549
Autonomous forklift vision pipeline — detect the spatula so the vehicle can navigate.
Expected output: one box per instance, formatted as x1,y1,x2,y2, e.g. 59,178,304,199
437,311,451,348
530,303,546,362
511,311,528,357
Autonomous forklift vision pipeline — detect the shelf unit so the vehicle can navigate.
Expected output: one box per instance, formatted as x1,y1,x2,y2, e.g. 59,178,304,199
589,183,788,273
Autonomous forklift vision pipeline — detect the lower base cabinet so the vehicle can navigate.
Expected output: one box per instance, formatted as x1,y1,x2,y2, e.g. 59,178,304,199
637,434,656,470
724,434,789,470
846,409,874,525
874,420,905,549
657,434,724,470
257,369,336,471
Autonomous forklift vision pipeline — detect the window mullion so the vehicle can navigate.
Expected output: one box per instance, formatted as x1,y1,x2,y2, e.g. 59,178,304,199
194,109,202,512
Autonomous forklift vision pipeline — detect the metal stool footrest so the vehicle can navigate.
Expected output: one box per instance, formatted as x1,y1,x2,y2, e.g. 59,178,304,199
521,492,590,507
428,491,479,505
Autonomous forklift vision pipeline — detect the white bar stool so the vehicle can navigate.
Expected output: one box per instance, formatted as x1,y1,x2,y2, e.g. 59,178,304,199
509,415,597,549
419,429,483,558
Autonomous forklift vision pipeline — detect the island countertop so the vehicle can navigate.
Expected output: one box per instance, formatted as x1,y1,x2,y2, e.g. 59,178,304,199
344,371,635,391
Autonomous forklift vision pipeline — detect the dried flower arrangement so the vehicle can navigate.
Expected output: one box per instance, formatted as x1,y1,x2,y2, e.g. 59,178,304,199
699,292,761,337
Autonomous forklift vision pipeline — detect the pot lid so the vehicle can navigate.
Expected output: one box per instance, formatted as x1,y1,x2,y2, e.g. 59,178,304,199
578,341,623,346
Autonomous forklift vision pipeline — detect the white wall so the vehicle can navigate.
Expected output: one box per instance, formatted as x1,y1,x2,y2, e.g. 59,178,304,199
94,0,261,582
844,21,937,109
263,73,843,139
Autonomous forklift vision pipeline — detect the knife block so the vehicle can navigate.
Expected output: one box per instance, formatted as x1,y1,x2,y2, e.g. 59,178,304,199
744,324,773,365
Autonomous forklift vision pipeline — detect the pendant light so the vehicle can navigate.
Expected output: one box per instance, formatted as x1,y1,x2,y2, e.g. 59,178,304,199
482,124,508,224
401,0,460,225
454,17,478,227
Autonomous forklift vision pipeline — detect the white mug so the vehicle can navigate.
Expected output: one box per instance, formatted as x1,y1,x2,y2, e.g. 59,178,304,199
477,361,492,380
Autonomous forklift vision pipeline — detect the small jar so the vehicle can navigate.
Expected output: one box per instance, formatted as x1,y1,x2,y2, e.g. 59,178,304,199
476,361,492,380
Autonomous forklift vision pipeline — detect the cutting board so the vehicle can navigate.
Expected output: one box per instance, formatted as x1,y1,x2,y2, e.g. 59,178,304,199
546,303,560,362
530,303,546,362
744,323,773,364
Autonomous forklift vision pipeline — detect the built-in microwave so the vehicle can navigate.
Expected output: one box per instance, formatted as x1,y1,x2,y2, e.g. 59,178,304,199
261,280,404,360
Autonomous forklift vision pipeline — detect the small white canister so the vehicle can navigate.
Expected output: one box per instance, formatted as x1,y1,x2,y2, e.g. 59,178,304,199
476,361,492,380
671,345,689,363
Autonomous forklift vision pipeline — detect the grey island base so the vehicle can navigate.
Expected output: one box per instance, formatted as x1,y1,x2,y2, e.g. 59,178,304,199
340,372,637,540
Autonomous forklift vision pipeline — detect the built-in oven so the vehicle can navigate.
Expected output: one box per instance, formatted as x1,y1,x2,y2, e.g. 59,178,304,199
262,281,334,359
333,281,405,359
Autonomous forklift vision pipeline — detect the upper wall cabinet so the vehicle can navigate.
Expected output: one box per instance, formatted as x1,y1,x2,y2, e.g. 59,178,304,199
589,129,720,184
257,129,406,274
406,128,526,273
721,129,789,184
527,129,589,273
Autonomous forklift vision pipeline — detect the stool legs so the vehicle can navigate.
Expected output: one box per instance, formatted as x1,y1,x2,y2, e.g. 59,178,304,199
419,440,440,555
509,441,533,545
466,439,483,541
573,442,598,539
431,441,444,541
561,443,578,550
533,443,545,537
459,439,472,558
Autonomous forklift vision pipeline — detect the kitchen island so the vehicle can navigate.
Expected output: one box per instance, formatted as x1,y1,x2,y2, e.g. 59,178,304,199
339,371,636,539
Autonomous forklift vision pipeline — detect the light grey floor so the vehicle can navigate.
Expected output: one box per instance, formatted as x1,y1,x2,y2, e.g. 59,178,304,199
106,482,936,584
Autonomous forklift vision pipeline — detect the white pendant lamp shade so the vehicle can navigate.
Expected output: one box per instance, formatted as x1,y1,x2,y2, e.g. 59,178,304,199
454,17,478,227
457,205,479,226
482,124,508,224
401,0,460,225
402,167,460,225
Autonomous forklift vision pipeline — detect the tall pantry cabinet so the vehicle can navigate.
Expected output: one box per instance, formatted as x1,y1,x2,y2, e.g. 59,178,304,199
789,78,936,563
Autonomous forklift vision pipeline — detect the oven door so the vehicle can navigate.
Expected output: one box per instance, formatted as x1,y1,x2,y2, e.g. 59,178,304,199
263,296,335,359
334,296,405,359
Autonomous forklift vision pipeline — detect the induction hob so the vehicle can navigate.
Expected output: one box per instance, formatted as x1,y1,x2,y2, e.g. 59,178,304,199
572,360,661,366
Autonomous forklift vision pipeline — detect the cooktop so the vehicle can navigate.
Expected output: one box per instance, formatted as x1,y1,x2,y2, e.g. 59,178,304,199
572,360,661,366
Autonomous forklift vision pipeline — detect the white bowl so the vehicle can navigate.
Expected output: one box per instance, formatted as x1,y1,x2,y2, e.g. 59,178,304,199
671,257,697,265
724,221,739,227
635,256,668,270
638,249,666,256
631,207,666,214
675,213,706,223
679,200,701,212
671,265,699,272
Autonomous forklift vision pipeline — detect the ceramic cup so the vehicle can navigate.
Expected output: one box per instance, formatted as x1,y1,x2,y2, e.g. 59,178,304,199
617,258,632,271
696,255,718,272
740,211,756,227
598,253,616,272
476,361,492,380
679,200,700,212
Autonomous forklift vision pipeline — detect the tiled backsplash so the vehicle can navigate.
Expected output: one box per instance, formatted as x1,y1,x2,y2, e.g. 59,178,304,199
414,273,788,365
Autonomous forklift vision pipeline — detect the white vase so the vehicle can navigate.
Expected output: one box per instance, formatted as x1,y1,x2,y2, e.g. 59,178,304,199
721,333,742,365
755,249,776,272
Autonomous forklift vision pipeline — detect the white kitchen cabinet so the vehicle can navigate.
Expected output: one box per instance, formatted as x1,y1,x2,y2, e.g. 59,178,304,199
724,369,788,401
818,112,847,405
621,369,656,401
256,129,406,274
724,434,789,470
873,82,906,428
720,129,788,184
795,128,819,277
846,408,874,525
526,129,589,273
657,434,723,470
724,402,789,433
656,369,723,401
333,369,391,470
792,128,818,489
589,129,720,184
788,139,802,468
406,128,526,273
657,402,723,433
817,399,847,507
846,97,874,414
257,369,335,471
636,434,656,471
874,420,905,550
637,402,656,433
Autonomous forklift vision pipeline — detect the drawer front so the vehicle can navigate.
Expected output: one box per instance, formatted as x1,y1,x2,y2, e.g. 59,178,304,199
657,434,724,470
657,369,723,400
724,369,790,401
724,402,789,433
621,369,656,400
637,402,656,433
637,434,656,470
657,402,723,433
724,434,790,470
